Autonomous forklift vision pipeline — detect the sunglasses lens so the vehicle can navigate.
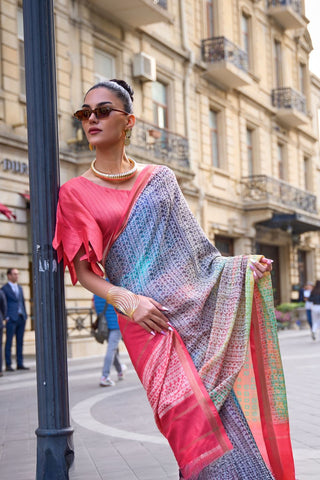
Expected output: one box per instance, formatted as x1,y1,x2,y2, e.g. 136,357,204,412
82,110,92,119
74,106,113,120
96,106,112,119
74,110,90,121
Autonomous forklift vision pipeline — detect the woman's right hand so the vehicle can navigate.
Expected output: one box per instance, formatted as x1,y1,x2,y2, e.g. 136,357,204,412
73,249,170,335
132,295,171,335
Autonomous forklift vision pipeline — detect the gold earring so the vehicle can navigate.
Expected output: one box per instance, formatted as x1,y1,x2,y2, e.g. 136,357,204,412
124,129,132,146
89,143,94,151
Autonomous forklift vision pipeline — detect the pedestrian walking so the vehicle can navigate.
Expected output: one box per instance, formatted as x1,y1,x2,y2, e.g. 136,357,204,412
0,287,7,377
2,268,29,371
93,292,125,387
53,79,295,479
301,281,314,330
309,280,320,340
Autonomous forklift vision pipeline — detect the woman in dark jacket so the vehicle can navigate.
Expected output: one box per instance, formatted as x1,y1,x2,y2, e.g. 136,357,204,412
309,280,320,340
0,289,8,376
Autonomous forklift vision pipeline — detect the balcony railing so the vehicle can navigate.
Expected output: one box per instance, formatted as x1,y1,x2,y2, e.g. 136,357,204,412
242,175,317,214
272,87,306,113
271,87,307,127
267,0,304,29
267,0,302,15
201,36,249,73
129,119,190,170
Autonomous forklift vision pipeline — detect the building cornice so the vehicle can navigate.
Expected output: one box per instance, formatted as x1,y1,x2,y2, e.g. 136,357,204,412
0,131,28,152
139,29,191,62
204,193,243,213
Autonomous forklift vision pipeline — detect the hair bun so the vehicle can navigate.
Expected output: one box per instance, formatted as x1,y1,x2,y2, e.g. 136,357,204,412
110,79,134,102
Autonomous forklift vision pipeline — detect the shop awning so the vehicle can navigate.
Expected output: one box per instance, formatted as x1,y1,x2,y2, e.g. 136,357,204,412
258,212,320,235
0,202,16,220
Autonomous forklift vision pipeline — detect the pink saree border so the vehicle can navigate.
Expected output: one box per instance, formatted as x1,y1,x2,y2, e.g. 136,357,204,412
118,315,233,479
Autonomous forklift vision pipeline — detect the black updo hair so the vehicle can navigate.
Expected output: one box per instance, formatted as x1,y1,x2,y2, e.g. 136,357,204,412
85,79,134,113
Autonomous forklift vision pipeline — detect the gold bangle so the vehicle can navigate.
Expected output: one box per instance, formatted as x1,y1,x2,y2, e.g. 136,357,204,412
106,286,140,318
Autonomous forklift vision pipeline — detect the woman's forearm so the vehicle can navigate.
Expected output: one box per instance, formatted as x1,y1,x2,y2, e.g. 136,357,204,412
77,265,110,298
73,247,169,332
73,247,114,298
73,247,139,318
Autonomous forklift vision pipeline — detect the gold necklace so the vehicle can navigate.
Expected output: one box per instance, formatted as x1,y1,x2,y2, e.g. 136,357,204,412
90,158,137,182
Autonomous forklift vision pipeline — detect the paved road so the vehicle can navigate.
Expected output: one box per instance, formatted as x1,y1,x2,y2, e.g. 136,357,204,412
0,329,319,479
277,330,320,480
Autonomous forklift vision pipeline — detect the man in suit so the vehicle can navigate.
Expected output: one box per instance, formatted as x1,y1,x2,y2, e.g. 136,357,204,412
2,268,29,371
0,288,7,376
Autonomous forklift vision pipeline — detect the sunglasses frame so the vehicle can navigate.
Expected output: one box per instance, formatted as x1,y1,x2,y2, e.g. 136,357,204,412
73,105,129,121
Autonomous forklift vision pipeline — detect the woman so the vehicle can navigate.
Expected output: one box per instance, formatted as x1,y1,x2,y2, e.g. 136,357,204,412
309,280,320,340
53,79,295,479
302,282,314,331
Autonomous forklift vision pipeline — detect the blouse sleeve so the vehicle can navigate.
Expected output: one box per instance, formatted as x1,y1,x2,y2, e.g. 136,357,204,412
52,181,104,285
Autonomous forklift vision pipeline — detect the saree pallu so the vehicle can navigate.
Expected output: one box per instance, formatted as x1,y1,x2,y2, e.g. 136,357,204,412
53,165,295,479
104,167,295,480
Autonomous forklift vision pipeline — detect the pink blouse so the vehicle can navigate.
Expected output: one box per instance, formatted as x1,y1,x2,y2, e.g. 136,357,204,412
53,166,157,284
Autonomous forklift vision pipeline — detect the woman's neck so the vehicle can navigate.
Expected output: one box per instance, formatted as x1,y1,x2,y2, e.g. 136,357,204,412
94,145,128,174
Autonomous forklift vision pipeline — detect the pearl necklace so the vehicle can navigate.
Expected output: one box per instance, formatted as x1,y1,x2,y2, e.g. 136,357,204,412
90,158,137,182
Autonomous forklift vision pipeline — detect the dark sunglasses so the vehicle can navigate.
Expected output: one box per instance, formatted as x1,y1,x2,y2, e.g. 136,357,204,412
73,105,129,121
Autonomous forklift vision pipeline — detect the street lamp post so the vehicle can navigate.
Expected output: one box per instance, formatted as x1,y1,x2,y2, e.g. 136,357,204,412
23,1,74,478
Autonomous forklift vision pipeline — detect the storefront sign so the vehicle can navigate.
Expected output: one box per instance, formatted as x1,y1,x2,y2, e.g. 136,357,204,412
1,158,29,175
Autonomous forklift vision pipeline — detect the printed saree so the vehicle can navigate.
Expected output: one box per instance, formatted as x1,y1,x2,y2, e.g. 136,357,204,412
53,165,295,479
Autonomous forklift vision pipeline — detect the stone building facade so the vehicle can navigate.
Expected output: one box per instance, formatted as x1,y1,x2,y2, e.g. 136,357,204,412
0,0,320,355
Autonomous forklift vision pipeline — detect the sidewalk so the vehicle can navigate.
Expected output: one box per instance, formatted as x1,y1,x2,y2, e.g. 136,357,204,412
0,329,319,479
277,329,320,480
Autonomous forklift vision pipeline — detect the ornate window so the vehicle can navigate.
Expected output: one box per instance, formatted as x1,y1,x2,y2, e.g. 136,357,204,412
206,0,215,38
241,12,251,69
299,62,307,96
152,81,168,129
247,127,254,176
94,49,115,83
274,39,282,88
277,143,285,180
303,155,311,191
210,109,219,168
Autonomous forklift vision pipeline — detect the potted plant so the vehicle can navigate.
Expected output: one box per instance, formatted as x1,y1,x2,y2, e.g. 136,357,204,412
275,302,305,330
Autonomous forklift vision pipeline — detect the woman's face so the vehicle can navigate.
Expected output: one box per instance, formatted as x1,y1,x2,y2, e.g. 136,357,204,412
81,87,134,149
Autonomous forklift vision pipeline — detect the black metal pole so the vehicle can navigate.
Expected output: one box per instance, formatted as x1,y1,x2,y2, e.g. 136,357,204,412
23,1,74,478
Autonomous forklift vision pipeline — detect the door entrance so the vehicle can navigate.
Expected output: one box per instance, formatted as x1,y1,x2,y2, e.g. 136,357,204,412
255,243,281,307
297,249,307,289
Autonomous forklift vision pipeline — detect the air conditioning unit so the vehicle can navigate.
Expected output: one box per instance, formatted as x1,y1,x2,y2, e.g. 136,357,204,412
133,52,156,82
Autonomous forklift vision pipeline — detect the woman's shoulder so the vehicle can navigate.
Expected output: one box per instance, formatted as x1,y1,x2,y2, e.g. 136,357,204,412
147,164,177,183
137,163,172,175
58,176,94,203
59,176,84,193
130,163,176,191
154,164,174,174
